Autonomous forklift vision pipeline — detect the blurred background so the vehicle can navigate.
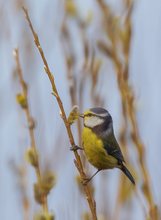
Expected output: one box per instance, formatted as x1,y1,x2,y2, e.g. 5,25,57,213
0,0,161,219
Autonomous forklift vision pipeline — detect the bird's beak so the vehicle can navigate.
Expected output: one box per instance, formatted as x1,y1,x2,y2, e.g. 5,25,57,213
79,114,84,118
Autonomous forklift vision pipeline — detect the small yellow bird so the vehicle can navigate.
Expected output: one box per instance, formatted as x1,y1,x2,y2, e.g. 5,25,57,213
80,107,135,184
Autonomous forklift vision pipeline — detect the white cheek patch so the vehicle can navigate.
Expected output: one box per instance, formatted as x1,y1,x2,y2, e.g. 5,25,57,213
84,117,104,128
99,112,109,117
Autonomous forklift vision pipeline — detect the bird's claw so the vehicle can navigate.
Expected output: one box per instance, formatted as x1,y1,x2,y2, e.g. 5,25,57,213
81,169,101,185
70,145,84,151
81,177,91,185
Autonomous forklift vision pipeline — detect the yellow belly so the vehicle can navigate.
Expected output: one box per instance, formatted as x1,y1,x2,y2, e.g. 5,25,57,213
82,127,117,170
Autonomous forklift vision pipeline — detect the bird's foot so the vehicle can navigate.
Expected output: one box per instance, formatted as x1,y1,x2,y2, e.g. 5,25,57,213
70,145,84,151
81,177,91,185
82,169,102,185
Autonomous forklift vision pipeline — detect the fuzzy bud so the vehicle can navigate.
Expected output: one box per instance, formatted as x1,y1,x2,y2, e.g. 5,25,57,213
25,148,38,168
16,93,27,109
68,105,80,125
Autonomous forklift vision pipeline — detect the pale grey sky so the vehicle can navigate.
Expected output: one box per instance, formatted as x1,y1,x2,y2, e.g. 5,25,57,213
0,0,161,219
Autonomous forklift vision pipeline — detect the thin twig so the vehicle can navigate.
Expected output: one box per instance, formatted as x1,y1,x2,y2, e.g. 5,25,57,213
97,1,157,219
22,7,97,220
14,48,48,213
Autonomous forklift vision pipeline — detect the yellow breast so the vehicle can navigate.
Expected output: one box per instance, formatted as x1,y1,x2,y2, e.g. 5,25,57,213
82,127,117,169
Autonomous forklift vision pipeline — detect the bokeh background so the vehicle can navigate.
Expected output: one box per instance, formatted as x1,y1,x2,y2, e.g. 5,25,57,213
0,0,161,219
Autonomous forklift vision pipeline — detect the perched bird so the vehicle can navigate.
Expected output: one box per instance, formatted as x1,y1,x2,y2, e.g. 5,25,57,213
80,107,135,184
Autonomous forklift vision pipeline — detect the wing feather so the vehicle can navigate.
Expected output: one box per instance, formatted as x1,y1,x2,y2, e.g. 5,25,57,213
103,134,125,162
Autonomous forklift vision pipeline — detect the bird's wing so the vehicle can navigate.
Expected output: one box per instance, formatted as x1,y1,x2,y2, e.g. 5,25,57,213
103,134,125,162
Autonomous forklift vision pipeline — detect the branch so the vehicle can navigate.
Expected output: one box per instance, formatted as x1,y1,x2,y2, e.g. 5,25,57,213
22,7,97,220
13,48,48,213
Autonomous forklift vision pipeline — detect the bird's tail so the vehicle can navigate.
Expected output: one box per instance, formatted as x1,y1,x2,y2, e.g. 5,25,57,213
120,164,135,185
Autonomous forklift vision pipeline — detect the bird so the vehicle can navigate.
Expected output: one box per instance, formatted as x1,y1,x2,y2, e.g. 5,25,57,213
80,107,135,185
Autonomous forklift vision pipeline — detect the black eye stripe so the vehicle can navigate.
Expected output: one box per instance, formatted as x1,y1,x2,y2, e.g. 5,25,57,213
85,113,92,117
85,113,107,119
85,113,99,117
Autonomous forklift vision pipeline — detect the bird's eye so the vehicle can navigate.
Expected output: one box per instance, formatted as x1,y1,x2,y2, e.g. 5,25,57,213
88,113,92,117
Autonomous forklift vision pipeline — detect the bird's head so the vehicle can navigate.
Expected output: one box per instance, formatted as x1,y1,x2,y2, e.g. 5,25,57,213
80,107,112,130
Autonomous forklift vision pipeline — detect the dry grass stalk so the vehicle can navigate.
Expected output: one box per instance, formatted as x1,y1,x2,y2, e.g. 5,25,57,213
61,9,98,218
22,7,98,220
97,0,158,219
13,49,49,213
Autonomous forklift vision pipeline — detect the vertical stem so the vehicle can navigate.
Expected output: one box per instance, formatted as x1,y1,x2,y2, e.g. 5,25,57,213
22,7,97,220
14,49,48,213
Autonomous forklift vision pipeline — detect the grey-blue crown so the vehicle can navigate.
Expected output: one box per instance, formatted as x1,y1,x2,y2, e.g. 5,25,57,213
90,107,110,117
